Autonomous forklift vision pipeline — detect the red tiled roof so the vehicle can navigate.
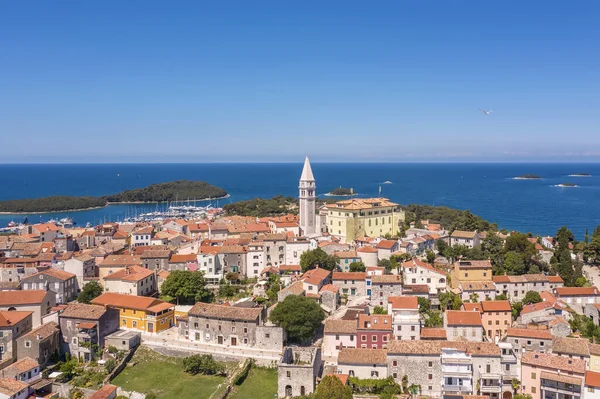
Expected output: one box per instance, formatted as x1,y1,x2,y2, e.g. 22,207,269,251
586,371,600,388
521,301,554,315
548,275,564,283
506,328,552,340
481,300,511,312
92,293,171,312
420,328,447,339
462,303,482,312
446,310,483,326
376,240,397,250
332,272,366,281
388,296,418,310
555,287,600,296
0,290,49,306
357,246,378,253
169,254,197,263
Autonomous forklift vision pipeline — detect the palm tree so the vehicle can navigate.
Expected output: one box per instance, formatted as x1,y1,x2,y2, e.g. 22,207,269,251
511,378,521,395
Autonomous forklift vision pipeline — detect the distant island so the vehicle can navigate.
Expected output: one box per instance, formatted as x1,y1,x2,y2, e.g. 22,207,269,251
0,180,227,213
326,187,354,196
569,173,591,177
555,183,578,188
514,174,541,180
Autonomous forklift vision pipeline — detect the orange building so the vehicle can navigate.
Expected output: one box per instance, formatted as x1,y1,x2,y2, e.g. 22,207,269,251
480,300,512,341
91,293,174,334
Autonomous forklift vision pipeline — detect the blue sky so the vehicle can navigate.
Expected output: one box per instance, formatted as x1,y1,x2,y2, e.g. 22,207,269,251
1,1,599,162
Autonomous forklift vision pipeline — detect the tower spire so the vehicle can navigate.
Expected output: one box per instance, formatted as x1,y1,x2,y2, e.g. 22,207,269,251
299,156,316,236
300,156,314,181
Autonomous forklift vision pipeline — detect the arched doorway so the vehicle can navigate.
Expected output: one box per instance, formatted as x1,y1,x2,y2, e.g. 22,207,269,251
285,385,292,397
503,391,513,399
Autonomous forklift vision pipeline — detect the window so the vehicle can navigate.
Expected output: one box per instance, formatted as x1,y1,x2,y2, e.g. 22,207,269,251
428,361,433,367
265,333,270,339
25,341,31,348
532,387,536,394
531,372,536,379
428,374,432,380
428,386,432,391
362,336,366,342
372,336,377,342
393,373,398,378
393,360,398,366
72,337,78,345
411,326,415,331
589,387,595,393
472,329,476,337
540,341,545,347
67,321,72,329
527,340,532,346
335,335,340,340
371,371,379,378
287,371,291,378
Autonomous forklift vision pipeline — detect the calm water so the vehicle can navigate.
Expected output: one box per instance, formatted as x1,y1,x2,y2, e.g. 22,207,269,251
1,163,600,238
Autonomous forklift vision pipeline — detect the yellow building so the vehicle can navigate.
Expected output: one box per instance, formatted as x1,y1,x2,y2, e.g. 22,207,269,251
325,198,404,242
91,292,174,334
450,259,493,289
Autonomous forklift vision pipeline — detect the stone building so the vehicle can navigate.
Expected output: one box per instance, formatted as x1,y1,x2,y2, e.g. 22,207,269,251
370,275,403,307
0,311,33,368
0,291,56,328
331,272,366,297
140,250,171,271
15,322,60,367
62,253,96,292
58,303,119,362
505,328,552,356
445,311,484,342
184,303,284,351
261,233,288,267
278,346,321,398
21,269,77,304
218,246,247,275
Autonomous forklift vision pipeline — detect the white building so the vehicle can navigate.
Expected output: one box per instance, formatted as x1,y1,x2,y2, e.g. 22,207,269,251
322,319,357,360
441,347,474,395
337,348,388,379
388,296,421,341
285,237,310,265
197,251,222,284
132,226,154,247
246,242,264,279
299,157,317,236
585,371,600,399
401,258,447,294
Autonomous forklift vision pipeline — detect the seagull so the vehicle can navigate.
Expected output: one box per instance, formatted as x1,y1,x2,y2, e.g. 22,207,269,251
479,108,494,115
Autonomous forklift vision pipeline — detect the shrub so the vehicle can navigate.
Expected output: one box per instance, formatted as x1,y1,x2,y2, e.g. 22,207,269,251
182,354,225,376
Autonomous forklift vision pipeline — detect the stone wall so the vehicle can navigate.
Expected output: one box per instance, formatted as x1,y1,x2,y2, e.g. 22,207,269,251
387,353,442,398
277,347,321,398
255,326,285,351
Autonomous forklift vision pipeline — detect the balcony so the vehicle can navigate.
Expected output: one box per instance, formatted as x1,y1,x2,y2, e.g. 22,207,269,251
442,365,472,377
442,384,473,394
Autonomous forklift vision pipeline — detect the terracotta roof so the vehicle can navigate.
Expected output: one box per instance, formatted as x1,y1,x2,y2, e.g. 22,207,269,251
103,265,154,282
333,251,358,259
521,301,554,315
548,275,564,283
77,321,97,329
357,246,378,253
281,281,305,296
402,258,445,275
140,249,171,259
420,328,447,339
324,319,357,334
371,275,402,284
446,310,483,326
60,303,107,320
329,374,349,386
460,281,495,291
279,265,301,272
332,272,366,281
506,328,552,340
0,377,28,396
376,240,397,250
387,340,499,356
0,311,32,327
319,284,339,294
462,303,482,312
451,230,477,239
555,287,600,296
169,254,197,263
388,296,418,310
403,284,429,294
586,371,600,388
521,351,585,373
148,302,175,313
454,260,492,269
92,293,169,312
327,197,398,210
219,245,247,254
100,255,142,267
133,226,154,235
481,300,511,312
21,322,59,341
357,314,392,331
492,275,511,283
552,336,590,357
337,348,387,364
0,290,48,306
539,371,581,385
89,384,118,399
302,268,331,285
25,268,75,282
189,302,262,321
4,357,38,373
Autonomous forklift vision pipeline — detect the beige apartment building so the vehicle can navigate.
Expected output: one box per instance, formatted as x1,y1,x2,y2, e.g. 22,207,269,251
325,198,404,243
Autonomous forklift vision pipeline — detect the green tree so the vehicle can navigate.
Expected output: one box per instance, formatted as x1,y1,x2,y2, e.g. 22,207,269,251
555,226,577,286
373,306,387,314
440,291,462,311
300,248,339,271
161,270,212,304
511,301,523,319
182,354,225,375
504,251,526,275
270,295,325,343
511,378,521,395
77,281,103,304
425,249,436,264
575,276,588,287
314,375,353,399
482,233,505,272
349,261,366,272
436,239,449,256
522,291,542,305
585,228,590,244
424,311,443,327
218,283,238,298
496,293,508,300
417,297,431,314
378,259,392,271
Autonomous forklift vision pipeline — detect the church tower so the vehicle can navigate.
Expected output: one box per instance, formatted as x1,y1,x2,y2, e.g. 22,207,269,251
299,156,317,236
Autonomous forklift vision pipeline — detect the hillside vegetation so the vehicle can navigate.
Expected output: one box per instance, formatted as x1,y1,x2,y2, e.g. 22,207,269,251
0,180,227,213
224,195,297,217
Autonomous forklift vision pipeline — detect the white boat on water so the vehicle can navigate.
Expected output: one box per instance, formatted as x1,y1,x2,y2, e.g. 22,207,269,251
383,181,392,184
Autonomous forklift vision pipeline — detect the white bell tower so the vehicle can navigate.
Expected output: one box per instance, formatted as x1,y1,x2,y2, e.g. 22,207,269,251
299,156,316,236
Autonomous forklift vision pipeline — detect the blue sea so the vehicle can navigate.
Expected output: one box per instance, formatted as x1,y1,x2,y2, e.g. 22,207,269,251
1,163,600,239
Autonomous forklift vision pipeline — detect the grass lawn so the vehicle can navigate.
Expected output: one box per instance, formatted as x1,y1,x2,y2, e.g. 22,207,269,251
111,347,227,399
229,367,278,399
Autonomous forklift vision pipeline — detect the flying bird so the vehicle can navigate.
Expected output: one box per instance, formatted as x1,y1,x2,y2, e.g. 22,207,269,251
479,108,494,115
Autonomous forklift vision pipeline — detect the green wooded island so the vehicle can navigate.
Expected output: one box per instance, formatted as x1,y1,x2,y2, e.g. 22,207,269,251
515,174,542,179
0,180,227,213
327,187,354,196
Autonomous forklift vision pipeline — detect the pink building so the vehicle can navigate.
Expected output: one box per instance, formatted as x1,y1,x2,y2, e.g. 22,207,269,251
480,300,512,341
521,351,585,399
322,319,357,360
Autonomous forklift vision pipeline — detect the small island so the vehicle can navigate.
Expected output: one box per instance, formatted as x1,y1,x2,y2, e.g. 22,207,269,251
514,174,542,180
326,187,354,196
0,180,227,213
555,183,578,188
569,173,591,177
